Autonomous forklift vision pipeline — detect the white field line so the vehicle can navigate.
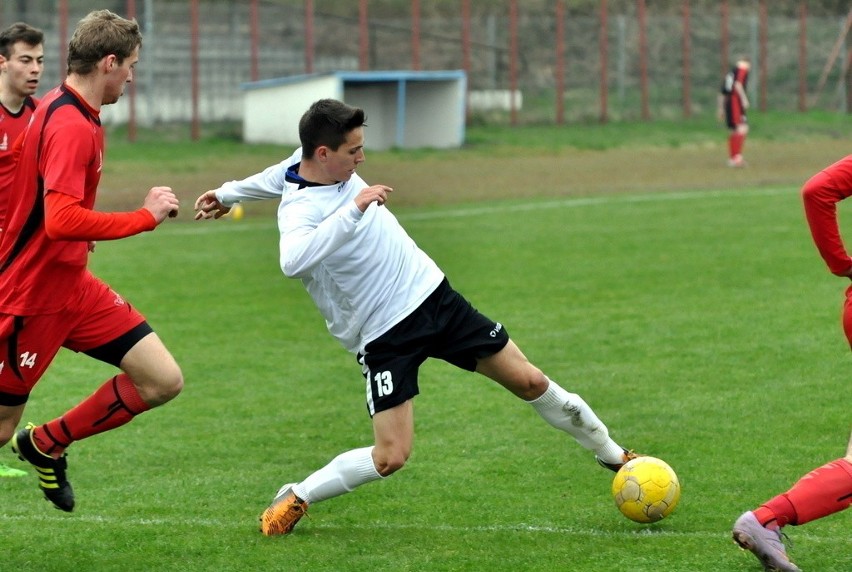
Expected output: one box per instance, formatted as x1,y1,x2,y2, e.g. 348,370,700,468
164,187,795,236
0,512,848,544
400,186,794,222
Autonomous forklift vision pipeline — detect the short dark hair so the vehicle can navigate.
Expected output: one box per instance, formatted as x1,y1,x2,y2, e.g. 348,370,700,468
67,10,141,75
0,22,44,59
299,99,367,158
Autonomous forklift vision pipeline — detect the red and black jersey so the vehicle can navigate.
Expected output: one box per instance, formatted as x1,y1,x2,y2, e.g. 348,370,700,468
721,65,749,128
720,65,749,97
0,95,38,228
0,83,156,315
0,84,102,314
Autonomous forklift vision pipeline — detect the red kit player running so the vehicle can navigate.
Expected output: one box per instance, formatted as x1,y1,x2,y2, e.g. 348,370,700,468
0,10,183,512
0,22,42,479
732,155,852,571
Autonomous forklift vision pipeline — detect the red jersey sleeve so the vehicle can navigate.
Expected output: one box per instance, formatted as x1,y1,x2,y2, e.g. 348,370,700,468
44,191,157,241
802,155,852,275
40,120,95,202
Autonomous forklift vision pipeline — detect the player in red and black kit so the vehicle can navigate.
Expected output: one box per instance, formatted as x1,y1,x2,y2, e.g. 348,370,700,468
718,58,750,168
0,10,183,512
0,22,43,236
730,155,852,571
0,22,43,479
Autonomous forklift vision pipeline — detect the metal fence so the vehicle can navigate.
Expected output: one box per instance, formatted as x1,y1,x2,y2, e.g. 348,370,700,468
2,1,850,135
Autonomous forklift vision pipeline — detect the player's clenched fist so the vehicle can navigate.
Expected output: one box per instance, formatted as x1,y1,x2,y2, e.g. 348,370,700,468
354,184,393,212
143,186,180,222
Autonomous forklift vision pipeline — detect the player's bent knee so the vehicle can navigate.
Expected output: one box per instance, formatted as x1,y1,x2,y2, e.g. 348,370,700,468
375,458,405,477
157,368,184,402
514,368,548,400
140,367,184,407
373,448,409,477
164,371,184,401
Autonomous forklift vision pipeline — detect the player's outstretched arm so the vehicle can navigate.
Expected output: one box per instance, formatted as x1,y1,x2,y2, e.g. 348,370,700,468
194,190,231,220
44,189,170,241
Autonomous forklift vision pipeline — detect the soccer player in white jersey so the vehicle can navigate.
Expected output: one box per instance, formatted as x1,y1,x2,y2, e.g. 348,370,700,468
194,98,642,536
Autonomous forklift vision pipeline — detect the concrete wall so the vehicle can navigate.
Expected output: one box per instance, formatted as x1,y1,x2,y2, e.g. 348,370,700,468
242,71,466,150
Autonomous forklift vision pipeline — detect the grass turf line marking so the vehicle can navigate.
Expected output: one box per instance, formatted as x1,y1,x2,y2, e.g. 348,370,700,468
0,512,849,545
165,186,795,236
401,186,794,221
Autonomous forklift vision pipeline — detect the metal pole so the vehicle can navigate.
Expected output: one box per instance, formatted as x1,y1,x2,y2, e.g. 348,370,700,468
305,0,314,74
411,0,420,70
682,0,691,118
58,0,68,81
555,0,565,124
250,0,259,81
461,0,471,121
637,0,649,120
190,0,200,140
127,0,137,141
509,0,518,125
599,0,608,123
798,1,807,111
359,0,368,70
720,0,729,78
759,0,768,112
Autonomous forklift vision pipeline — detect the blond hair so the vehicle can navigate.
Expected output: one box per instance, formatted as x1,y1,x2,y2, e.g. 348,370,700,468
67,10,141,76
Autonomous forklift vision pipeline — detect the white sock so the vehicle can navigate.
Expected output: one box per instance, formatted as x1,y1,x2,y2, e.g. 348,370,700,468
292,446,383,504
528,378,625,464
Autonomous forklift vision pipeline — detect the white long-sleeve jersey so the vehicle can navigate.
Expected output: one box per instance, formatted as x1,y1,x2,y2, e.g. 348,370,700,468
278,170,444,354
213,148,303,206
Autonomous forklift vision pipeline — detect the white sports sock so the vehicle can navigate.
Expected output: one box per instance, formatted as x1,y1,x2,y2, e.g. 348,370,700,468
293,446,383,504
528,378,625,464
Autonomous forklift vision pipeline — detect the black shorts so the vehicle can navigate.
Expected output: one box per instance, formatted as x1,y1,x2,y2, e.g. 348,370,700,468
724,97,747,129
357,278,510,417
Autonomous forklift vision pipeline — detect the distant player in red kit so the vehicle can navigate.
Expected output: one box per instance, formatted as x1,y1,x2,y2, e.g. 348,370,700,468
731,155,852,571
0,22,43,479
0,22,43,235
718,58,750,168
0,10,183,512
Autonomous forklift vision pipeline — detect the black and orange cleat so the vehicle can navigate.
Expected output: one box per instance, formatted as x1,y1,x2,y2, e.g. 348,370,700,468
260,483,309,536
596,447,643,473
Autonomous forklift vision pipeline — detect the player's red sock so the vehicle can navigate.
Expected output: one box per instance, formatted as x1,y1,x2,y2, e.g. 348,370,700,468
753,458,852,527
754,496,795,528
735,133,746,156
729,133,745,157
32,374,150,458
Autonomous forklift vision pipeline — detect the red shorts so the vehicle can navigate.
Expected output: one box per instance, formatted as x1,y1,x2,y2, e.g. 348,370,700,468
0,272,146,403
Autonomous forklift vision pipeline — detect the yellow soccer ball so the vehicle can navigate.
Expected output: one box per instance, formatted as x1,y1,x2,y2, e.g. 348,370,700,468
612,456,681,523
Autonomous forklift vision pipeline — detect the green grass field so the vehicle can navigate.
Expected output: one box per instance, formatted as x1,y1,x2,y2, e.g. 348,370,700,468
1,117,851,571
